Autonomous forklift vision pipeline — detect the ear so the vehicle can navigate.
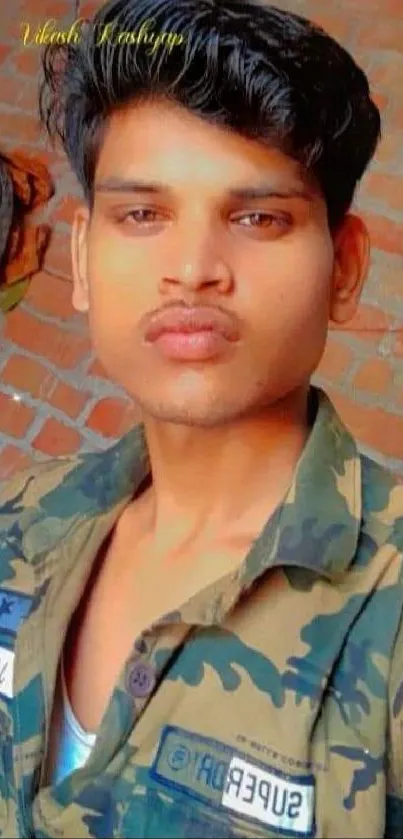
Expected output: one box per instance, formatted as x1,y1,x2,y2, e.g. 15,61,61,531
71,206,90,313
329,214,370,325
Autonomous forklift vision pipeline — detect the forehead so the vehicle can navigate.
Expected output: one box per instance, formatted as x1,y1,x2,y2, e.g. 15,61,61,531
95,99,317,195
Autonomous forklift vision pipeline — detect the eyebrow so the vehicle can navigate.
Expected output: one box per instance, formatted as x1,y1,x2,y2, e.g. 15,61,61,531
94,177,317,202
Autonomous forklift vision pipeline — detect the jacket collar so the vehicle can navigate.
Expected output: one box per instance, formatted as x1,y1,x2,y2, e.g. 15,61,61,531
16,386,360,588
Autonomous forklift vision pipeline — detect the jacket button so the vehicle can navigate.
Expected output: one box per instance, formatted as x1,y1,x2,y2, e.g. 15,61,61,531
126,659,156,698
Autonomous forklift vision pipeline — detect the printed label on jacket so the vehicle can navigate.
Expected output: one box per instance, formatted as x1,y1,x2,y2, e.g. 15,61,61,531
0,646,15,699
151,725,315,836
222,754,314,834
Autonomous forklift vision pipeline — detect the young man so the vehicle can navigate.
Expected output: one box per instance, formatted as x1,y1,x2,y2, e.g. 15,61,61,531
0,0,402,835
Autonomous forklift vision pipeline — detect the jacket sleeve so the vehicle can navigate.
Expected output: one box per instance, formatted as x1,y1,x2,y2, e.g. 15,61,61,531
385,607,403,837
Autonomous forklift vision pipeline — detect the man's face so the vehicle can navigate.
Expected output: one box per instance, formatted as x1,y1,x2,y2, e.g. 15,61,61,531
72,99,363,426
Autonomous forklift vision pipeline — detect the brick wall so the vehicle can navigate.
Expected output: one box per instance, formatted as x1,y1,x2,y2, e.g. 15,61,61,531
0,0,402,484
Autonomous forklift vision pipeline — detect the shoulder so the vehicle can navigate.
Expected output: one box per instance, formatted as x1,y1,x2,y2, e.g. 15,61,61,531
360,453,403,545
0,455,82,518
361,451,403,498
0,454,88,566
351,453,403,601
0,456,85,585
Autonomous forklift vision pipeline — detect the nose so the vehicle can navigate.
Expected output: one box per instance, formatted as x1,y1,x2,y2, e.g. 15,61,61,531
161,226,234,293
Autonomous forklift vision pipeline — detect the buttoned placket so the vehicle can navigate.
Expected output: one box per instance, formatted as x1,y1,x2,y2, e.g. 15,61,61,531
44,562,247,809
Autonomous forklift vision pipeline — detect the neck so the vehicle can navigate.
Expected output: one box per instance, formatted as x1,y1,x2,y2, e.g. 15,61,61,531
130,385,315,554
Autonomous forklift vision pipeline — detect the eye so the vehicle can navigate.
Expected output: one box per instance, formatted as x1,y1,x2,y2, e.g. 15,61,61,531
234,212,291,229
122,208,164,225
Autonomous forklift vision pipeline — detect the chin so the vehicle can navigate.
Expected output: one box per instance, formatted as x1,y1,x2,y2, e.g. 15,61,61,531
136,393,247,428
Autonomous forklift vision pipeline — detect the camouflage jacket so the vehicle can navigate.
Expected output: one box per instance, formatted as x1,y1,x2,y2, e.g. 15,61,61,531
0,386,403,838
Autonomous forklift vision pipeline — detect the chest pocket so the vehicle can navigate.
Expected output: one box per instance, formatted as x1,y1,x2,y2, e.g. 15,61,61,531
117,726,316,839
120,781,312,839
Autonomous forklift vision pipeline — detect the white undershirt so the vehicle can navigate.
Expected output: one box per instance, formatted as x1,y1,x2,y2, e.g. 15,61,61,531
49,656,97,785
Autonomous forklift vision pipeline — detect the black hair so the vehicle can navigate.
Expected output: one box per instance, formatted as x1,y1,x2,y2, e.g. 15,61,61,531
39,0,381,231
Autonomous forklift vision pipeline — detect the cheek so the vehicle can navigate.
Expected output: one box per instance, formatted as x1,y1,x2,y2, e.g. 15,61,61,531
239,235,333,334
86,226,153,322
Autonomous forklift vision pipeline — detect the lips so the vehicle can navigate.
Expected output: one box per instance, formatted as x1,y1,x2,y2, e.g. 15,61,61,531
144,306,239,342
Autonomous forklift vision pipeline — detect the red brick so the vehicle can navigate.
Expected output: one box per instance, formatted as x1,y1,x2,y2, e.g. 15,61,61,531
0,445,35,481
351,50,371,73
393,386,403,410
19,0,73,17
329,325,380,349
1,19,20,43
17,81,40,114
328,389,403,460
363,173,403,213
375,133,402,167
0,111,42,144
0,76,27,108
32,417,82,457
352,358,394,395
54,195,84,225
3,309,92,370
392,333,403,359
373,260,403,303
0,45,12,66
338,303,394,338
357,21,403,51
79,0,104,17
309,13,352,43
12,48,41,76
43,230,72,279
362,213,403,256
0,392,35,438
316,338,354,382
1,355,90,420
372,92,389,113
87,357,109,378
24,270,78,321
371,57,403,93
85,397,141,437
342,0,403,13
47,380,90,419
1,355,55,399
